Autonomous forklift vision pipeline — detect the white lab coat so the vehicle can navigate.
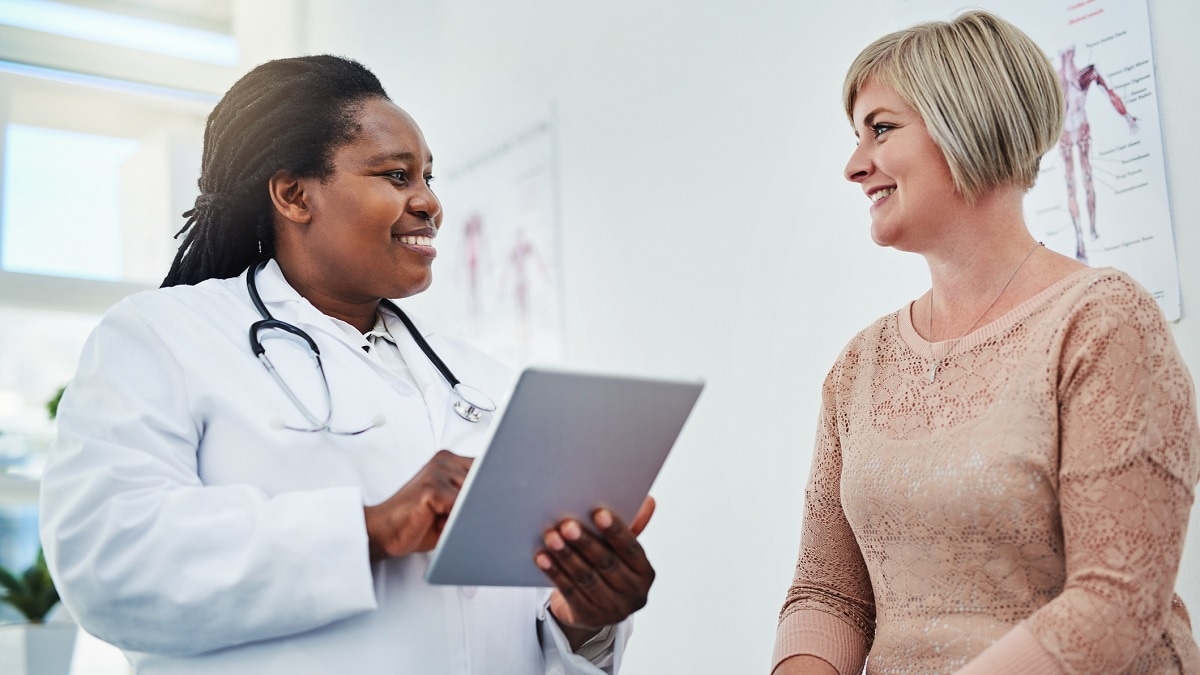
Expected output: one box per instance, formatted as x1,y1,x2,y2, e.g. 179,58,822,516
38,260,631,674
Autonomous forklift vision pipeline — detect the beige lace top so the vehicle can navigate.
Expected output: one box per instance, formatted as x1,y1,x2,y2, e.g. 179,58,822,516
773,268,1200,674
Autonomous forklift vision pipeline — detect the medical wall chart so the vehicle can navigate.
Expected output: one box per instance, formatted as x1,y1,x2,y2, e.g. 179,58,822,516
897,0,1181,320
432,106,565,367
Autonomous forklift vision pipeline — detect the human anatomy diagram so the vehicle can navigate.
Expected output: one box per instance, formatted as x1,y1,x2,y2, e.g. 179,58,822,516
1057,45,1138,263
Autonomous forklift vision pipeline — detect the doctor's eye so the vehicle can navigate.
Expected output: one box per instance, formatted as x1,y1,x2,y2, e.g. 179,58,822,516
384,169,411,185
424,174,436,186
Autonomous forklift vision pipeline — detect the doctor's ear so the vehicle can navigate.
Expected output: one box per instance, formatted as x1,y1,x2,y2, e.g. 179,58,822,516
268,170,313,224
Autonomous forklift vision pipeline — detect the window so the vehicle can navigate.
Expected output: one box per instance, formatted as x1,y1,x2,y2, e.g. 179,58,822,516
0,63,211,288
0,0,231,290
0,0,227,449
3,124,142,280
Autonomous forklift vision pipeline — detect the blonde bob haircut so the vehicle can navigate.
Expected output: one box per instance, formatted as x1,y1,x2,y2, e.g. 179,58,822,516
843,10,1064,201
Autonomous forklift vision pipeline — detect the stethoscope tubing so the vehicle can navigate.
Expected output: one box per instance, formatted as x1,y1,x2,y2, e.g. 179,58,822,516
246,259,495,428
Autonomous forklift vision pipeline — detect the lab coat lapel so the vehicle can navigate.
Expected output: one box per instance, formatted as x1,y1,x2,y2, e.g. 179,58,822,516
383,308,451,445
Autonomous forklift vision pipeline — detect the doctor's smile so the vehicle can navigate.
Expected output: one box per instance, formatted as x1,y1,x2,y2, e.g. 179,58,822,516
393,227,438,258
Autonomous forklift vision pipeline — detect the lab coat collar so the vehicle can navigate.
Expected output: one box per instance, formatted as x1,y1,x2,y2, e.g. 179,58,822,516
245,259,437,337
243,258,304,325
242,260,382,369
244,260,375,344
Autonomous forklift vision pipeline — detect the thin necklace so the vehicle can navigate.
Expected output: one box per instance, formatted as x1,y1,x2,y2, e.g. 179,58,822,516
926,241,1043,383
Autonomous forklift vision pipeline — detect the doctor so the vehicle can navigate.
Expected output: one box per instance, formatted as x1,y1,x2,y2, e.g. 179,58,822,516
39,55,655,674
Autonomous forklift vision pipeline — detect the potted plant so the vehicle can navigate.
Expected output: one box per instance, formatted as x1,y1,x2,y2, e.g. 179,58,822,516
0,385,78,675
0,549,60,622
0,549,77,675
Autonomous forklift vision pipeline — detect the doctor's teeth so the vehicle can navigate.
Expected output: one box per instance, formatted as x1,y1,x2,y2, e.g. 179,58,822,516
870,187,895,203
398,235,434,246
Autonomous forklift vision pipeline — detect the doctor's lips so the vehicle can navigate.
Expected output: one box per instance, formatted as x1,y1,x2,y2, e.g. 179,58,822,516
394,226,438,257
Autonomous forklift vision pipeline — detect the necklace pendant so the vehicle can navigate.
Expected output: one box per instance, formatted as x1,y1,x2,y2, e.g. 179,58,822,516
929,360,938,383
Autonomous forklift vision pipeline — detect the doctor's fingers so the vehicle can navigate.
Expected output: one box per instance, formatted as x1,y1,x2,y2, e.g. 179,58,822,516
629,496,656,536
536,546,651,627
400,450,473,499
590,508,654,577
539,509,656,594
423,449,474,486
541,519,654,606
366,451,473,558
400,452,474,517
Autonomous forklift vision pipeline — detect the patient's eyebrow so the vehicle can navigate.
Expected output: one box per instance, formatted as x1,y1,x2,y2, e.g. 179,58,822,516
854,107,901,137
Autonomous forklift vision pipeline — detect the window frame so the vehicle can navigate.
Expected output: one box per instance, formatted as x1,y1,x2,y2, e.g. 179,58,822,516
0,59,218,307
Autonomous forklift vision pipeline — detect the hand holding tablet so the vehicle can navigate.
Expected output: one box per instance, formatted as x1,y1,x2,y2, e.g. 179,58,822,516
424,367,703,588
537,496,658,649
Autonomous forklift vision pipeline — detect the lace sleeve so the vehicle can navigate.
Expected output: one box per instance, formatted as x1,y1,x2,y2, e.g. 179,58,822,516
1019,275,1200,673
774,356,876,674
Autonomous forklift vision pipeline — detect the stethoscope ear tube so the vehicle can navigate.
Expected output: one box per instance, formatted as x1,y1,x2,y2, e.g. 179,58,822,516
250,318,321,357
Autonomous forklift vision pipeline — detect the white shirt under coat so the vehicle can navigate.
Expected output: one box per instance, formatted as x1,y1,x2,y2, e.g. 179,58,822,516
38,259,630,674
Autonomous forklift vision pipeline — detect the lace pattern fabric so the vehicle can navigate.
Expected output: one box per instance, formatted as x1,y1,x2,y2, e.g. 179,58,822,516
775,268,1200,674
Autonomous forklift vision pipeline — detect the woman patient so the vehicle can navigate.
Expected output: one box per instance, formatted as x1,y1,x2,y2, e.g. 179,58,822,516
772,11,1199,674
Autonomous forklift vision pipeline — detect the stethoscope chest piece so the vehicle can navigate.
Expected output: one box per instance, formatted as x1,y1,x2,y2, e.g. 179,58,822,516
452,383,496,423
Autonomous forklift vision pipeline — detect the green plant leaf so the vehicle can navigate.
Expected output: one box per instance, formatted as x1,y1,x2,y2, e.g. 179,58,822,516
0,549,59,622
23,565,41,589
46,385,66,420
0,565,23,595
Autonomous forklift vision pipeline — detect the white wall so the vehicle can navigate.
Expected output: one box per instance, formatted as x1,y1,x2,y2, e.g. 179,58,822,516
296,2,1200,672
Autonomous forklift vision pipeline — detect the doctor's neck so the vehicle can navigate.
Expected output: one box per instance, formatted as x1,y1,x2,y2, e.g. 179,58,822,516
273,261,384,334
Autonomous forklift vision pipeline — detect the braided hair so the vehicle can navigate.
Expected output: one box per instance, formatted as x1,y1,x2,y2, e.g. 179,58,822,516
161,55,388,287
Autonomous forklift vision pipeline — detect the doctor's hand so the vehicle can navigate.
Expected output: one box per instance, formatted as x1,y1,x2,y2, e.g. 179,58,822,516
363,450,473,562
538,496,656,651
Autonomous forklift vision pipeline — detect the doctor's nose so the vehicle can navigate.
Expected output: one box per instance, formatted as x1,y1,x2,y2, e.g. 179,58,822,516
411,184,443,226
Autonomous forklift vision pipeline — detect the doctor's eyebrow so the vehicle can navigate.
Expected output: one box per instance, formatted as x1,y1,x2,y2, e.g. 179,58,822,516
365,151,434,166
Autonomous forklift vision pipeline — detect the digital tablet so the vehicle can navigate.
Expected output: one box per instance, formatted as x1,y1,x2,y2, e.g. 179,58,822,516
424,367,703,587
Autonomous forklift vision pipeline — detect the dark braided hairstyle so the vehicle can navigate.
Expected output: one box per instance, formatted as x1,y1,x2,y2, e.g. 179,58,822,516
161,55,389,287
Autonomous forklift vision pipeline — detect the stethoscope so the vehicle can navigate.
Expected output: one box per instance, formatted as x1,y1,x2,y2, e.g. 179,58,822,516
246,259,497,433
